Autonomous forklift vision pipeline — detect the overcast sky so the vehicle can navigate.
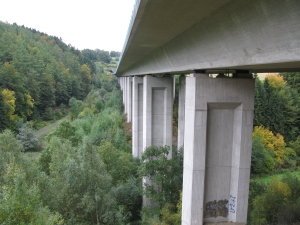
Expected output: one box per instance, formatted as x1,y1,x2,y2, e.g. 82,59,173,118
0,0,136,51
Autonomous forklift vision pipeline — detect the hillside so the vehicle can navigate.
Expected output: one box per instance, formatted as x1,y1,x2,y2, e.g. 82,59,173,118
0,22,118,132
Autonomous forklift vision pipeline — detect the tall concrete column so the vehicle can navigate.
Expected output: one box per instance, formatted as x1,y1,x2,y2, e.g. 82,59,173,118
127,77,133,122
182,73,255,225
124,77,128,117
177,75,186,149
132,76,144,158
143,75,173,153
121,77,125,107
120,77,124,91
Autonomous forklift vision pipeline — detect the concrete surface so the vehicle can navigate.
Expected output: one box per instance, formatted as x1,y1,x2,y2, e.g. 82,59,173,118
132,76,144,158
178,75,186,149
127,77,133,122
181,73,255,225
143,75,173,154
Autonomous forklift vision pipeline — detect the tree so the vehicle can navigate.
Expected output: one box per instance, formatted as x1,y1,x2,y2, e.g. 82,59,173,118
280,72,300,92
0,88,9,131
261,77,299,142
251,137,270,174
254,77,266,127
2,88,17,121
69,97,82,120
138,146,183,209
39,73,55,112
80,64,91,96
253,126,296,169
267,74,286,89
16,122,38,152
109,51,120,57
47,120,79,146
98,141,137,185
96,49,111,63
24,93,34,116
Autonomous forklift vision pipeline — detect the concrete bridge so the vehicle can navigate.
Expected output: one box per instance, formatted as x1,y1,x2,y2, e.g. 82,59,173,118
115,0,300,224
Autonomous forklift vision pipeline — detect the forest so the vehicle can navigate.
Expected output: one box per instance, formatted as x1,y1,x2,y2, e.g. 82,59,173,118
0,21,300,225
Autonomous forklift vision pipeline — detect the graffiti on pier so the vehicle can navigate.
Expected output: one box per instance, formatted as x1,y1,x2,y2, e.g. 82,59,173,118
204,199,228,218
229,195,236,213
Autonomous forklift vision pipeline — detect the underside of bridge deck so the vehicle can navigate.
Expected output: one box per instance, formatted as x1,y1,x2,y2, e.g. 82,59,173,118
116,0,300,76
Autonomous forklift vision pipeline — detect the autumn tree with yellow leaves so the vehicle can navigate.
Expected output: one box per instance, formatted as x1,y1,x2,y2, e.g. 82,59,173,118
1,88,16,121
252,126,296,172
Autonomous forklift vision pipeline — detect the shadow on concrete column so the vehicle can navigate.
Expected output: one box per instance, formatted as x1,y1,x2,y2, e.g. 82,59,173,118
181,73,255,225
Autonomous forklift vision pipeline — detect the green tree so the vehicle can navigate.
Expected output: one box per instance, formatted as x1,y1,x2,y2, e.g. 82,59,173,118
138,146,183,209
280,72,300,92
251,137,270,175
39,73,55,112
96,49,111,63
254,77,266,127
69,97,82,120
47,120,80,146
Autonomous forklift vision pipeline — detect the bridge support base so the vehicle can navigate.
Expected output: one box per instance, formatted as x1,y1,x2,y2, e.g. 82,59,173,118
182,73,254,225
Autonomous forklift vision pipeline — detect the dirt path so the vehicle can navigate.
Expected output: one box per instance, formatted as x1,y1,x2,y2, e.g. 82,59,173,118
35,115,69,137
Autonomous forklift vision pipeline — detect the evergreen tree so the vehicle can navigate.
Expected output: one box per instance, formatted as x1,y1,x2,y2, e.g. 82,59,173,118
281,72,300,92
254,77,266,127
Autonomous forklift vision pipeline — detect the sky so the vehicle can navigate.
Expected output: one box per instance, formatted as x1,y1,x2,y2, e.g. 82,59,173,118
0,0,136,51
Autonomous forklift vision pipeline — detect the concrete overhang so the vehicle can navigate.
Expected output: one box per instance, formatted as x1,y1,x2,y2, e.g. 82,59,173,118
116,0,300,76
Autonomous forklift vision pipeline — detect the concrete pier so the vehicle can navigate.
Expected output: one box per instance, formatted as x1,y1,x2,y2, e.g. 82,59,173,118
124,77,128,116
143,75,173,154
132,76,144,158
181,73,255,225
178,75,186,149
127,77,132,122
